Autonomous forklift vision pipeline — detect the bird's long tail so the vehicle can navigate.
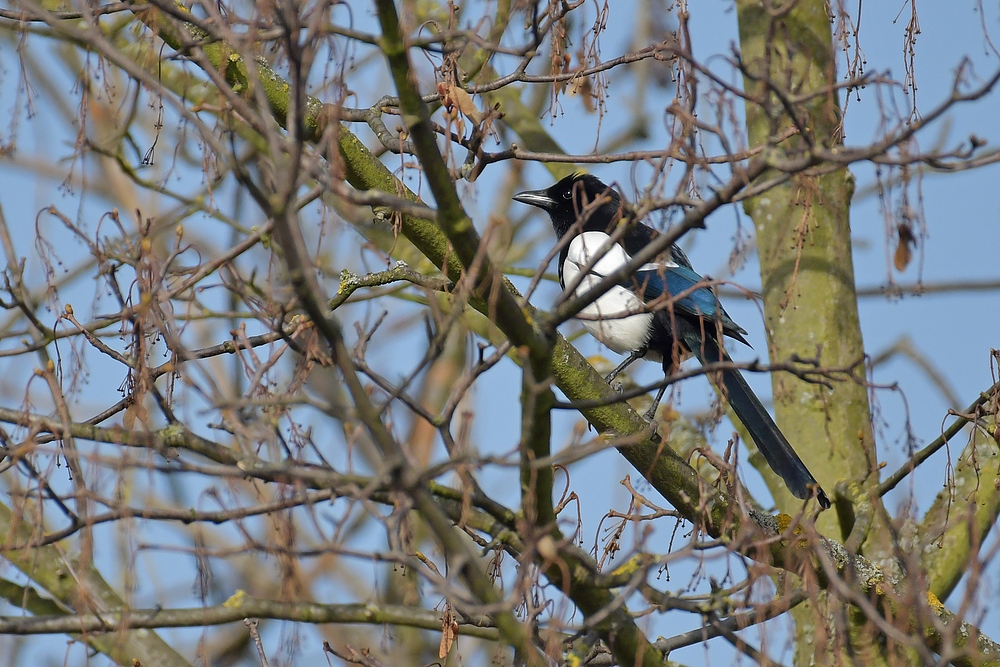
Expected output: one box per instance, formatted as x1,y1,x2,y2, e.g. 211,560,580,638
696,335,830,509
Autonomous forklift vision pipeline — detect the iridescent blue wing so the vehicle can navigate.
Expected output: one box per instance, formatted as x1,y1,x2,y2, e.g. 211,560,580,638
629,264,748,339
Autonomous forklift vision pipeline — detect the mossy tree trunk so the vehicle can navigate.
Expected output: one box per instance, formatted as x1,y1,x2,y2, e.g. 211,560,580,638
735,1,892,665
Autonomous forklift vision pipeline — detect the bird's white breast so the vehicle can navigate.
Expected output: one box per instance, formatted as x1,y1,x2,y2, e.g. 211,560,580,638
563,232,653,354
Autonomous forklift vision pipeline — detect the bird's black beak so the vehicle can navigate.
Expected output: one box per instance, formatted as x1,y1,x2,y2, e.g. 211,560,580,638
512,188,556,211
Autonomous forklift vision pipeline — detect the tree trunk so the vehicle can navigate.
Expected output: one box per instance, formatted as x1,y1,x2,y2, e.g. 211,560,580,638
735,1,889,665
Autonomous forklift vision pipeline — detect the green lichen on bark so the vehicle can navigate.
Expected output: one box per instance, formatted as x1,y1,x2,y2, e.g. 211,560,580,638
736,0,874,526
735,1,883,664
920,415,1000,600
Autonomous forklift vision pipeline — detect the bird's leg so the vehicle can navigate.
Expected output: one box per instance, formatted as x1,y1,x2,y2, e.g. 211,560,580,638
643,380,668,421
605,347,646,392
643,358,678,421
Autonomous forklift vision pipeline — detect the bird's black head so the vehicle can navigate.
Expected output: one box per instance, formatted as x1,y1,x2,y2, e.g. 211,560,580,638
513,173,622,239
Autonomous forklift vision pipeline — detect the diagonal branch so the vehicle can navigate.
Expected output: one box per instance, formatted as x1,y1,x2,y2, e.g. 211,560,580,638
0,499,193,667
116,6,1000,665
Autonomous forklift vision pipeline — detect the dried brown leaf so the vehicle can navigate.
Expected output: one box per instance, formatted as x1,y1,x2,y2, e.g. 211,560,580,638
449,85,481,124
894,222,916,271
438,603,458,658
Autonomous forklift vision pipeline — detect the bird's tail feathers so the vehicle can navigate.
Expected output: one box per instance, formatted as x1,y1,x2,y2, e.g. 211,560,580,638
696,336,830,509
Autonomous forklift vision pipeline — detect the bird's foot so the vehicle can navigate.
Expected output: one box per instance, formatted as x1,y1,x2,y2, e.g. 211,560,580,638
610,381,624,394
642,405,658,422
642,414,660,441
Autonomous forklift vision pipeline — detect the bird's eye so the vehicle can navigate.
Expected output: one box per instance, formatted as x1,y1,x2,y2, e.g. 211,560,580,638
562,191,573,200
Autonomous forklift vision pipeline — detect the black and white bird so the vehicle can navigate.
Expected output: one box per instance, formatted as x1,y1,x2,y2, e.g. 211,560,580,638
514,173,829,508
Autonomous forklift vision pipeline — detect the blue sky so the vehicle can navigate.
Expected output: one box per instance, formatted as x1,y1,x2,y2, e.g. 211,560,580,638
0,1,998,665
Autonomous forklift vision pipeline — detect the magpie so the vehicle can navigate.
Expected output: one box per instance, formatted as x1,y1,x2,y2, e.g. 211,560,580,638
513,173,829,508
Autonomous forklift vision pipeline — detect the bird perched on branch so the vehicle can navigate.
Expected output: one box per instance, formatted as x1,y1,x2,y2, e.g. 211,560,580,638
513,173,829,508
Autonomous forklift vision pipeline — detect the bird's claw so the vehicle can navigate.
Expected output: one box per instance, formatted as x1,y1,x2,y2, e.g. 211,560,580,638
610,381,624,394
643,415,660,440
